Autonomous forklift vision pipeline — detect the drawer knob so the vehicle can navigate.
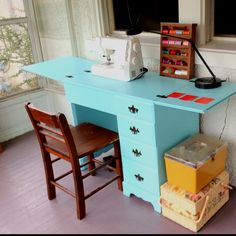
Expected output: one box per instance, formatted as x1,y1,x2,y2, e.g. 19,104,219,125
130,126,140,135
128,105,139,114
134,174,144,182
132,149,142,157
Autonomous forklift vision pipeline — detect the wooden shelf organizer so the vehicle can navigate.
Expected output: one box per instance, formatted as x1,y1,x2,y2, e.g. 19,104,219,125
160,23,197,80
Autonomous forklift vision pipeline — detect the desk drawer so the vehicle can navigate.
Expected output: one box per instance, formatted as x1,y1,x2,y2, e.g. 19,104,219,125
117,115,156,145
120,137,158,168
122,158,158,194
64,83,116,114
116,96,155,122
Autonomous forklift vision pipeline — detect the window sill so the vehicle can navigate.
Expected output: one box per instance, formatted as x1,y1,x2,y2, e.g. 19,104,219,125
0,88,43,103
112,30,161,44
200,39,236,54
195,40,236,70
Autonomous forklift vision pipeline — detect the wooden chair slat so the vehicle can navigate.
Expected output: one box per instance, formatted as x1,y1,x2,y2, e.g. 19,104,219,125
28,105,60,128
54,170,73,182
37,123,63,136
39,130,65,143
50,181,76,198
44,144,70,162
84,176,120,200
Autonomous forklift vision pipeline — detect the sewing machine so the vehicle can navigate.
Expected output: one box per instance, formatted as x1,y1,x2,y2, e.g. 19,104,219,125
91,36,147,81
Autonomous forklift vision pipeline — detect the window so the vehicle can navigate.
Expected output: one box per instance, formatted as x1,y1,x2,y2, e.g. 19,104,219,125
214,0,236,37
112,0,179,32
0,0,40,99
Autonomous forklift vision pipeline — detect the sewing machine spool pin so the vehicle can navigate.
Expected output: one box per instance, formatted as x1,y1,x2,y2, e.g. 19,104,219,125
103,49,115,65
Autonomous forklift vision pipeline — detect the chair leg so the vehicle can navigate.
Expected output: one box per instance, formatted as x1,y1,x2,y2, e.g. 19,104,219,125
114,141,123,191
43,152,56,200
72,168,86,220
88,153,96,175
0,143,3,153
75,195,86,220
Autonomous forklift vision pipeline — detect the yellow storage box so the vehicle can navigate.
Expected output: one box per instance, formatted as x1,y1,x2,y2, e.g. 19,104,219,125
160,170,230,232
164,133,228,193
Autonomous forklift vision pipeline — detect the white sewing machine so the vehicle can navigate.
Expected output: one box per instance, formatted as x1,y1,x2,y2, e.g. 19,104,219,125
91,36,147,81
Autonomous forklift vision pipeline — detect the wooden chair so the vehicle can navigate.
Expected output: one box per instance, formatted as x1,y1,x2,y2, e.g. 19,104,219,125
25,102,123,220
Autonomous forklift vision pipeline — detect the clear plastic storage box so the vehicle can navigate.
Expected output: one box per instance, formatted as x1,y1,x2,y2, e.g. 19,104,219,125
164,133,228,193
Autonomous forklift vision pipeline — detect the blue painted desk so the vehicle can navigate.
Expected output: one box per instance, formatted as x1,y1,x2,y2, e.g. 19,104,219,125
23,56,236,213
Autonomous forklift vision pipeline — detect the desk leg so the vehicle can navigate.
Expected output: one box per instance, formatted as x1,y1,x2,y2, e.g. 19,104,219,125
71,103,80,126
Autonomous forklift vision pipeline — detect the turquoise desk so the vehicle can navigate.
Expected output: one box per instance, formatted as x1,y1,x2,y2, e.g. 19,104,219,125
23,56,236,213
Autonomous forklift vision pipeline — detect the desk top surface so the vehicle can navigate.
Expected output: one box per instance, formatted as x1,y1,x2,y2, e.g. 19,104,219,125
23,56,236,113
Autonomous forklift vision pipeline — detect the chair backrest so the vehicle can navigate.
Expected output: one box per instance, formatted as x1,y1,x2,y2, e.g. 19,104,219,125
25,102,78,163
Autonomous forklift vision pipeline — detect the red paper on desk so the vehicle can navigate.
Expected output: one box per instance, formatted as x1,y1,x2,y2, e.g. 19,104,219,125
179,94,198,101
194,97,215,104
167,92,185,98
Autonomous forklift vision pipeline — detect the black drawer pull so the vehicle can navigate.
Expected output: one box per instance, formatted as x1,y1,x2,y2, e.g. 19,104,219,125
132,149,142,157
134,174,144,182
130,126,140,135
128,105,139,114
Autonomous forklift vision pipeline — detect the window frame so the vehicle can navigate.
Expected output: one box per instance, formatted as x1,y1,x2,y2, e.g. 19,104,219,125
201,0,236,44
212,0,236,40
0,0,44,100
105,1,205,40
199,0,236,59
94,0,236,71
101,0,203,61
24,0,43,64
23,0,44,89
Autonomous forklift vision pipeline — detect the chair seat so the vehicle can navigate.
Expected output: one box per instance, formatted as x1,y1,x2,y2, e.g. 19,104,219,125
46,122,119,158
71,123,119,157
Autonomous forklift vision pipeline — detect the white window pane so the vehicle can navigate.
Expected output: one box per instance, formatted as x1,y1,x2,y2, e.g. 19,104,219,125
0,0,25,19
0,23,39,98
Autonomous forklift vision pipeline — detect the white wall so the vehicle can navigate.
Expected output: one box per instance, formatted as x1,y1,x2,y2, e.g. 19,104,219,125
0,90,49,142
0,89,72,143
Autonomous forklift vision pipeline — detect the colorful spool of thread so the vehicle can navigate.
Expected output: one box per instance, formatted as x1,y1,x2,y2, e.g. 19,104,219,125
183,30,190,35
162,29,169,34
162,49,169,54
169,50,176,55
174,40,182,45
169,29,176,35
169,40,175,45
175,30,183,35
162,39,169,44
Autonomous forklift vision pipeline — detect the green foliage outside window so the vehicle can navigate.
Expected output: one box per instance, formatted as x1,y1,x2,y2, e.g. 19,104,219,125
0,22,39,98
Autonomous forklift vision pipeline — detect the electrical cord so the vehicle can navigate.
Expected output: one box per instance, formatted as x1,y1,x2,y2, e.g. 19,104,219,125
219,97,230,140
219,77,231,140
199,76,230,139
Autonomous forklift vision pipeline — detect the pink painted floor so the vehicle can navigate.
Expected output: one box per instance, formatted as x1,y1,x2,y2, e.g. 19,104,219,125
0,131,235,234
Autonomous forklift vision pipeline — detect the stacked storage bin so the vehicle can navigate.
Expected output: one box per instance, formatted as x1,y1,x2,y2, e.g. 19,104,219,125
160,133,231,232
